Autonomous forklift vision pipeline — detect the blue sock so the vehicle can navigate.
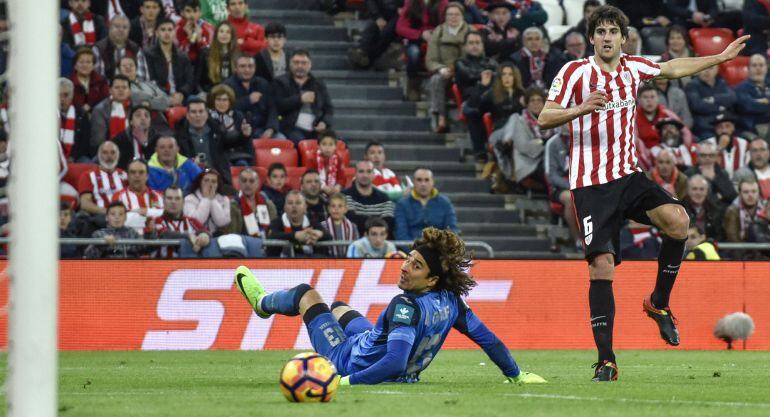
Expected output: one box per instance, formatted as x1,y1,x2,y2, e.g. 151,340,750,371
260,284,310,316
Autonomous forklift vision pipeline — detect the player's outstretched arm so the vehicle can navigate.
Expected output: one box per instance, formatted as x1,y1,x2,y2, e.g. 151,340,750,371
659,35,750,80
342,336,414,385
538,91,608,130
453,302,546,384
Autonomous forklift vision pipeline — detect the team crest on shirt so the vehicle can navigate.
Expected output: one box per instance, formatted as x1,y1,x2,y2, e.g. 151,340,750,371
550,77,563,95
621,71,632,84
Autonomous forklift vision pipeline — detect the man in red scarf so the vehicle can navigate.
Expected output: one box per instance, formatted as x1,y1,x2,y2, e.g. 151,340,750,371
234,168,276,239
723,179,769,244
703,112,750,179
59,77,92,162
155,186,221,258
62,0,107,47
90,75,132,154
266,191,330,257
635,85,693,151
646,149,688,200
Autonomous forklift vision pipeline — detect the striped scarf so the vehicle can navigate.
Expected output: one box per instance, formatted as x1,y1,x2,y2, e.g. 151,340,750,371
323,216,356,257
239,191,270,237
651,166,679,197
60,106,77,158
109,100,129,140
69,11,96,46
317,149,340,188
282,212,312,255
521,47,544,85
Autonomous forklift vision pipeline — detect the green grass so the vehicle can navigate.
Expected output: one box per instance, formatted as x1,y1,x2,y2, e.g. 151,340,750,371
2,350,770,417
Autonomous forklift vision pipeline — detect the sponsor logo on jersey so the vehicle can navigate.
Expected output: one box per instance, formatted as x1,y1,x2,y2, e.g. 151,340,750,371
394,304,415,324
596,98,635,112
550,77,563,95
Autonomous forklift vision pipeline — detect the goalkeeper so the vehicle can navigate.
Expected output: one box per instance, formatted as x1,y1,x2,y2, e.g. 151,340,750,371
235,227,546,385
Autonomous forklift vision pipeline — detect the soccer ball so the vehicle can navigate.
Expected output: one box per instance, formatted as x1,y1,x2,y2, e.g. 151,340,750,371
279,352,340,402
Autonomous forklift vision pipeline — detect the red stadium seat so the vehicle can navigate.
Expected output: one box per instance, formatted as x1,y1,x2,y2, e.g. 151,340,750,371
689,28,734,57
719,55,749,87
286,167,308,190
165,106,187,130
255,166,268,182
230,166,247,191
451,83,465,122
255,147,298,168
483,112,494,137
343,167,356,188
63,162,97,188
252,138,294,150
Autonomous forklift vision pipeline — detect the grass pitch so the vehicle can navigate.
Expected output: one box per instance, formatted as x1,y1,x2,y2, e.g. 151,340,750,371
2,350,770,417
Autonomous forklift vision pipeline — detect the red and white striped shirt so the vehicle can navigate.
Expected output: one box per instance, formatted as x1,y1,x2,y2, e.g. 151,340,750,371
112,187,164,211
77,168,127,209
703,136,750,179
373,167,402,192
548,55,661,189
154,214,205,258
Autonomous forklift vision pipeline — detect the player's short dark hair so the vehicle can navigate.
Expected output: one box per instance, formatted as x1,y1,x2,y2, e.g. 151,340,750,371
523,87,547,104
586,5,629,40
267,162,287,177
265,22,286,37
107,201,127,213
364,140,384,154
412,227,475,297
364,217,388,232
290,49,312,60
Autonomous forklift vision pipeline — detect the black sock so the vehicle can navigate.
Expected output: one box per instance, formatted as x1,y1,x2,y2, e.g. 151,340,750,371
651,236,686,309
589,280,615,363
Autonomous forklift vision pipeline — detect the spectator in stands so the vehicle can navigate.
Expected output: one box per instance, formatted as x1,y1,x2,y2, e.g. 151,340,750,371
308,130,347,196
231,167,277,239
300,169,328,225
70,47,110,112
734,138,770,200
93,15,144,82
148,135,203,192
205,84,254,166
60,202,81,259
274,50,334,143
665,0,719,28
684,224,720,261
395,167,458,240
743,0,770,57
62,0,107,47
686,65,736,139
702,112,750,179
262,162,289,214
267,190,331,257
606,1,670,29
649,118,695,169
510,27,561,90
61,28,76,77
659,25,693,62
457,32,498,154
685,141,738,205
176,0,214,65
255,22,289,83
723,178,769,243
491,87,551,190
144,18,195,106
479,1,519,61
184,169,231,235
343,160,396,236
545,128,580,249
561,32,587,61
321,193,359,257
652,76,693,128
622,26,642,55
129,0,163,49
553,0,600,51
225,55,279,139
736,54,770,139
347,216,397,258
77,141,127,236
59,77,92,162
227,0,265,55
91,76,133,154
112,104,158,170
636,84,693,151
647,149,688,200
396,0,449,101
425,3,471,133
84,201,145,259
478,62,524,133
365,141,403,200
155,185,222,258
118,55,170,112
347,0,401,69
112,158,164,233
508,0,549,32
197,21,240,92
176,97,249,187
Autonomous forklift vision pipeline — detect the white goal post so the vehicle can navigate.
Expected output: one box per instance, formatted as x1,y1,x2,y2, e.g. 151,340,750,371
6,0,59,415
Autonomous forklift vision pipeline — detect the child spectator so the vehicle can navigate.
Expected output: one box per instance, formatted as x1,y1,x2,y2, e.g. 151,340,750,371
84,201,145,259
262,162,290,214
310,130,346,196
347,217,397,258
176,0,214,64
321,193,359,257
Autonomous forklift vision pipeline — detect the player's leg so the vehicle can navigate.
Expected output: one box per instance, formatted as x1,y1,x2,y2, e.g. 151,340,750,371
587,253,619,381
331,301,374,337
558,189,580,247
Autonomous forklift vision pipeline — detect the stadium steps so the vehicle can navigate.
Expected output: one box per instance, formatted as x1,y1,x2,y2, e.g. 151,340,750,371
347,143,458,162
251,9,332,25
334,115,430,131
385,161,474,175
336,99,415,116
313,71,392,86
284,25,349,42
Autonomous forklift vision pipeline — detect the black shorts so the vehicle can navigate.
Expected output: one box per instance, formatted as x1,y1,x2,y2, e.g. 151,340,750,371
570,172,684,265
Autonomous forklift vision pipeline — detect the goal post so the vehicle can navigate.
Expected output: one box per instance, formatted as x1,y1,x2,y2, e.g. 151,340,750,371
6,0,60,415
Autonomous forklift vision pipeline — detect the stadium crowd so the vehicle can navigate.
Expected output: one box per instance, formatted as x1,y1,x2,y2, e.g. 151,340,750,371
0,0,768,259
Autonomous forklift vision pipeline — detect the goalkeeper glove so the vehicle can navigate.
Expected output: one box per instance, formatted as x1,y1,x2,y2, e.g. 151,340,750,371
339,376,351,386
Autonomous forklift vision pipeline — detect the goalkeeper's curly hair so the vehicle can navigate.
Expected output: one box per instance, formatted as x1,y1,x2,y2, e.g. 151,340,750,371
413,227,476,297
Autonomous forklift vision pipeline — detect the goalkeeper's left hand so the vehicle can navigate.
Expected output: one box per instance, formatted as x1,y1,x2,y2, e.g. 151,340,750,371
505,371,547,385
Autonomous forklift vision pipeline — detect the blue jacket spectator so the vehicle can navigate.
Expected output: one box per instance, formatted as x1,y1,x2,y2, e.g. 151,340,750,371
147,136,203,193
395,168,458,241
61,42,75,77
743,0,770,57
685,66,736,139
735,54,770,134
224,55,279,138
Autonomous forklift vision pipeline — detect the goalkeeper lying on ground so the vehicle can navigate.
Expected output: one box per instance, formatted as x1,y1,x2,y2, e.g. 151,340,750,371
235,227,546,385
